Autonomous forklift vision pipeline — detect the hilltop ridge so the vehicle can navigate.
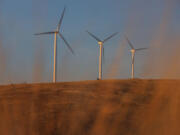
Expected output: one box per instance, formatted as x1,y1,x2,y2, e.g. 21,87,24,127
0,79,180,135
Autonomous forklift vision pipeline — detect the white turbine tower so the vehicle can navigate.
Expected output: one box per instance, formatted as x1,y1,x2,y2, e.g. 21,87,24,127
125,36,147,79
87,31,118,80
34,7,75,83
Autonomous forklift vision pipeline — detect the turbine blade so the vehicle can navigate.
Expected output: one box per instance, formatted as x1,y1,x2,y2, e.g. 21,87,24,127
57,7,66,31
135,48,148,51
103,32,119,43
86,31,101,42
124,35,134,49
34,31,55,35
58,33,75,55
103,47,105,64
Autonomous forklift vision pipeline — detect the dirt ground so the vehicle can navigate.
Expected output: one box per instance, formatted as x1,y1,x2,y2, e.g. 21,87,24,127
0,80,179,135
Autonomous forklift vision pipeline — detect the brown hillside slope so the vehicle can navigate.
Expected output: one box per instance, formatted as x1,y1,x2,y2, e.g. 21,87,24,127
0,80,180,135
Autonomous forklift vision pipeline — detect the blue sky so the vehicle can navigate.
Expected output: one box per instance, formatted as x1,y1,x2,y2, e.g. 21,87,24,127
0,0,179,84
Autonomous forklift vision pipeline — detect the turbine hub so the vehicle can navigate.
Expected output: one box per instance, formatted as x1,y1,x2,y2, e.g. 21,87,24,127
98,42,103,45
130,49,135,53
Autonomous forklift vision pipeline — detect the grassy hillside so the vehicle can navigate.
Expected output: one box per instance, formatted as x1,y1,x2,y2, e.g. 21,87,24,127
0,80,180,135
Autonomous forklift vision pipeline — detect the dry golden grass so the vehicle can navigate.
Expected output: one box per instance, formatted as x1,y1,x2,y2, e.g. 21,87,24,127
0,79,180,135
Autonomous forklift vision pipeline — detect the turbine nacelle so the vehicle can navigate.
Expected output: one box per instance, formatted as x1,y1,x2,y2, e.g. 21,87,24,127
98,42,103,46
130,49,135,53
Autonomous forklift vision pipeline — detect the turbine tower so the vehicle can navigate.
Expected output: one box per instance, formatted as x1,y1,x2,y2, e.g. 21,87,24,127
125,35,147,79
34,7,75,83
87,31,118,80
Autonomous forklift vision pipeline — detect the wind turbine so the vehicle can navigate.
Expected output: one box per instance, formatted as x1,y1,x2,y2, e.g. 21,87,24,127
34,7,75,83
125,35,147,79
87,31,118,80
